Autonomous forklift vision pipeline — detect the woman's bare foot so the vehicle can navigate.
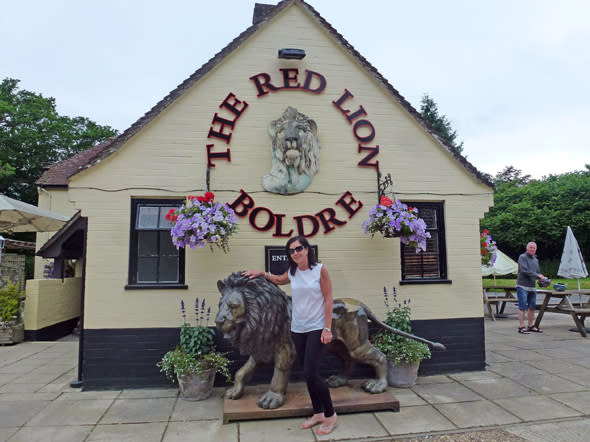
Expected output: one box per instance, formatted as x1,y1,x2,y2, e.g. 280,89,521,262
316,413,337,435
301,412,325,429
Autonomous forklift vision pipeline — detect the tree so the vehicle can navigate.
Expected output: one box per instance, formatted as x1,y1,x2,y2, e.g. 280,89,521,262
482,169,590,262
420,94,464,155
493,165,531,186
0,78,118,204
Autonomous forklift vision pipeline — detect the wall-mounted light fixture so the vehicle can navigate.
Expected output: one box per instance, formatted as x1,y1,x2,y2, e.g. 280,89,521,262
278,48,306,60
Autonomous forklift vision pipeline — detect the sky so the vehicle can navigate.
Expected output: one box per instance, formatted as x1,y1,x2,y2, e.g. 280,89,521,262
2,0,589,179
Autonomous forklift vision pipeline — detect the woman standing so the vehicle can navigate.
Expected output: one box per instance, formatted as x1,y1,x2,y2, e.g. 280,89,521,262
243,235,337,435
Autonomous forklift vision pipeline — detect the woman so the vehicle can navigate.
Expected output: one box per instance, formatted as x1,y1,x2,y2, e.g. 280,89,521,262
243,235,337,435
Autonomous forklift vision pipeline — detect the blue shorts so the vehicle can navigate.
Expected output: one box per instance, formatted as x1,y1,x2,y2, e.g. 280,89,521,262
517,287,536,310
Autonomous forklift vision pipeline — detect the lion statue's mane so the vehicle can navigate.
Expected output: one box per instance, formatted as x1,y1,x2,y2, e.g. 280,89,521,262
218,272,292,361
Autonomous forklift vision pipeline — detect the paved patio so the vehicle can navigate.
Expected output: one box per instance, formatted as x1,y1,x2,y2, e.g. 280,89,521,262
1,308,589,441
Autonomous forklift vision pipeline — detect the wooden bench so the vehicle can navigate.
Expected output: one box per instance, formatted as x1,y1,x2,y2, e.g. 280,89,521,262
483,286,518,321
534,289,590,337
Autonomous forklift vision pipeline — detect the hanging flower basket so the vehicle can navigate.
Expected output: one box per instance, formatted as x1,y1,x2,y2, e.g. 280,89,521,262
166,192,238,253
362,196,431,253
480,229,497,267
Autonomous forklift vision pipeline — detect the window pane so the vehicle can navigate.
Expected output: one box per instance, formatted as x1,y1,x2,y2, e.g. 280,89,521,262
160,231,178,256
137,257,158,283
401,203,446,280
138,231,158,256
159,256,179,283
159,206,178,229
137,206,159,229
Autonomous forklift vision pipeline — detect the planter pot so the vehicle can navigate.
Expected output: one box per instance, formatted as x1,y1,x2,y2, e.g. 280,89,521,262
177,369,216,401
0,322,24,345
387,360,420,387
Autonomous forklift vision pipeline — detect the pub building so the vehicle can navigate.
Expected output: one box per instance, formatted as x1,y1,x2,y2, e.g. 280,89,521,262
31,0,493,389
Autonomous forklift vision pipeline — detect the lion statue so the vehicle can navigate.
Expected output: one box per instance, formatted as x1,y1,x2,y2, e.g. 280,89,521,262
263,106,320,194
216,272,445,409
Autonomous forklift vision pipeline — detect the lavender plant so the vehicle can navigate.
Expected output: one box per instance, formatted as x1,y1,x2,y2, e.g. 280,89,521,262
157,297,231,382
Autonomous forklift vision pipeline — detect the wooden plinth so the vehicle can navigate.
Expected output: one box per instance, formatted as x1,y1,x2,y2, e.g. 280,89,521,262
223,380,399,423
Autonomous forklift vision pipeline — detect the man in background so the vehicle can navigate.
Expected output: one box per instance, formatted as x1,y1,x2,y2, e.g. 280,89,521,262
516,242,548,334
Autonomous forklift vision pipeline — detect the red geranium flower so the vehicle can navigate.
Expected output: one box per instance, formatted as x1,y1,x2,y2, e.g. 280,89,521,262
380,196,393,207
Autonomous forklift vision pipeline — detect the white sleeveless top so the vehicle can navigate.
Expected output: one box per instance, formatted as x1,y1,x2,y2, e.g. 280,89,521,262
288,263,325,333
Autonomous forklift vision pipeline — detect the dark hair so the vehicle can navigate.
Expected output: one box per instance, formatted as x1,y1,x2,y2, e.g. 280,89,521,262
286,235,317,276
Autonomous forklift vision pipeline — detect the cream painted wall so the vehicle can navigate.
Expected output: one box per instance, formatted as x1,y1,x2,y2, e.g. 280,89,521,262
24,277,82,330
62,2,492,328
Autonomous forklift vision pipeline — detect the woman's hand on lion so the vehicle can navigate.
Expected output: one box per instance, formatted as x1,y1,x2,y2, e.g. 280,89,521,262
242,270,264,279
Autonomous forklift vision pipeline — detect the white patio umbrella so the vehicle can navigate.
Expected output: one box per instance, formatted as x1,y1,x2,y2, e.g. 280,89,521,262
0,194,69,284
482,249,518,280
0,194,69,233
557,226,588,292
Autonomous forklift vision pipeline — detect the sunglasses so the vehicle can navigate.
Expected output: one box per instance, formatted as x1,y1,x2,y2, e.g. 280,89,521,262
287,245,306,255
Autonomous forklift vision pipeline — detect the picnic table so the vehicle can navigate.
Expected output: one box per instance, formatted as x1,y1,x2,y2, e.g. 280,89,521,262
483,286,519,321
533,289,590,337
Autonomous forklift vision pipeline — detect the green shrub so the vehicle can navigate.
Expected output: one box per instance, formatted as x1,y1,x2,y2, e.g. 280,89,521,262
0,283,24,323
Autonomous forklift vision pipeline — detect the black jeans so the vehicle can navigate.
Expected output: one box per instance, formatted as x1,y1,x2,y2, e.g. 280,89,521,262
291,329,335,417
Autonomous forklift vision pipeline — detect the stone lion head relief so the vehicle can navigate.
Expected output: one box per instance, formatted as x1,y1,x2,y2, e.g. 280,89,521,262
263,106,320,194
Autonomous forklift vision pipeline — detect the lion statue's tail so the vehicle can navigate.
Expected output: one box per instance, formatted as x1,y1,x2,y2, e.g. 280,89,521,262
339,298,446,351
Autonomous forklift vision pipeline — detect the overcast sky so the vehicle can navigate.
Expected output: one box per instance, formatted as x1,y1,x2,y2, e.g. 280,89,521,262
2,0,588,179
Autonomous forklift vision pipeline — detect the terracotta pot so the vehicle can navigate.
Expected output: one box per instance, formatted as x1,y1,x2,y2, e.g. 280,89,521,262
177,369,216,401
0,322,24,345
387,360,420,387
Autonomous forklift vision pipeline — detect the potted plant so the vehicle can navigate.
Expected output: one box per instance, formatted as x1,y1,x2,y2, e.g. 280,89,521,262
157,298,231,400
165,191,238,253
480,229,498,267
0,282,25,345
362,196,431,252
373,287,431,387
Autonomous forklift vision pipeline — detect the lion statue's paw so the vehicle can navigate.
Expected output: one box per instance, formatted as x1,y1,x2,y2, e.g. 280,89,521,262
256,391,285,409
326,374,348,388
362,378,388,394
224,385,244,400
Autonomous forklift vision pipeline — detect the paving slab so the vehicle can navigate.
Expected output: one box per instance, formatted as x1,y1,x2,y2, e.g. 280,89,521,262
6,425,92,442
494,395,583,421
411,382,484,404
549,391,590,413
0,428,16,442
163,420,238,442
100,397,176,424
459,377,536,399
523,358,586,374
549,370,590,387
170,392,224,421
448,370,501,382
0,392,61,401
58,390,121,401
415,375,454,384
375,405,456,435
0,400,51,427
487,361,546,378
87,422,166,442
118,388,178,399
508,418,590,442
494,349,552,361
26,399,114,426
0,383,46,393
387,387,427,406
508,373,585,394
239,416,316,442
434,400,522,428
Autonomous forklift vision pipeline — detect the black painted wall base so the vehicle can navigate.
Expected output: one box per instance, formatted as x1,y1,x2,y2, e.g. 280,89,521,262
80,317,485,390
24,317,79,341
